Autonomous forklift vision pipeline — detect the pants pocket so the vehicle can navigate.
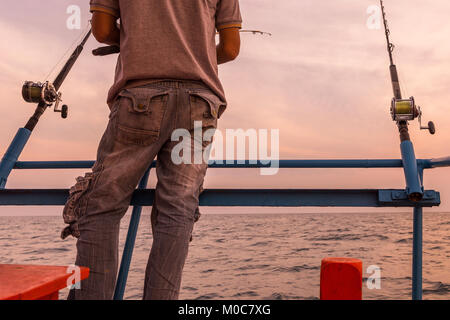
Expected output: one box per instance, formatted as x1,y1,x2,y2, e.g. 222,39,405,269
188,90,223,131
115,87,170,146
61,165,104,239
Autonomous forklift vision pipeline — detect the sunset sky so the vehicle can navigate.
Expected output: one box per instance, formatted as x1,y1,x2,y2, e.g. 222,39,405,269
0,0,449,216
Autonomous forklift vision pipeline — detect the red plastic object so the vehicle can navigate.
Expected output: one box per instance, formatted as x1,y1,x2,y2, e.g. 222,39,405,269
320,257,363,300
0,264,89,300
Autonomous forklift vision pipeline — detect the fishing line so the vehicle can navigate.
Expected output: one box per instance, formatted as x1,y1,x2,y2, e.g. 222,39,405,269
43,21,91,82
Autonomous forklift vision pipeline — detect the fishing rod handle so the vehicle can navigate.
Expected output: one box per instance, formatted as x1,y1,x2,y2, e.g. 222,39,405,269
397,121,410,142
24,102,47,132
92,46,120,56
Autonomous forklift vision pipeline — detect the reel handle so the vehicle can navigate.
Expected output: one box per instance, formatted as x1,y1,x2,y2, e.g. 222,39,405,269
54,103,68,119
417,106,436,135
61,105,68,119
421,121,436,135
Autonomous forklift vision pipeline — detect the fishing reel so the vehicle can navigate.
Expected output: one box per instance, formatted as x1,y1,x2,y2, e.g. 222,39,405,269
22,81,68,119
390,97,436,135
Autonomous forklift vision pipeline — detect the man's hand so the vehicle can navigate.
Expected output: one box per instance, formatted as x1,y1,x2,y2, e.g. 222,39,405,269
217,28,241,65
92,11,120,46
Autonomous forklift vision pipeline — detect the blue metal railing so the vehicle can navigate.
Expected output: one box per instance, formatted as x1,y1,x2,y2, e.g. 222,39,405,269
1,157,449,300
7,159,423,169
10,157,448,169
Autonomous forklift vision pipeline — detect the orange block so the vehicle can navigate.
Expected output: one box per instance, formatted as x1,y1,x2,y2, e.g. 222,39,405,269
320,257,362,300
0,264,89,300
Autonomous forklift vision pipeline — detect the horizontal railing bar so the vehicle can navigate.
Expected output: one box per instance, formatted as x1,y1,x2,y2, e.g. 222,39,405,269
429,156,450,168
12,159,437,170
0,189,440,207
14,161,95,169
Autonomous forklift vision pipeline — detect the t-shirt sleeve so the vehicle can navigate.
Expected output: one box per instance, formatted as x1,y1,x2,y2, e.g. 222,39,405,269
90,0,120,18
215,0,243,31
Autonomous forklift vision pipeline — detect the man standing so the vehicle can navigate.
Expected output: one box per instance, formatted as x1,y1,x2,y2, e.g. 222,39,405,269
61,0,242,299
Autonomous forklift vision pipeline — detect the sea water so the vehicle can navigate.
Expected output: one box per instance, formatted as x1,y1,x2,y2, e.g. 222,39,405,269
0,212,448,300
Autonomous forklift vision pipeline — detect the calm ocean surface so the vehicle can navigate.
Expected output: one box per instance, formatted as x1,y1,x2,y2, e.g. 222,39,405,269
0,212,449,300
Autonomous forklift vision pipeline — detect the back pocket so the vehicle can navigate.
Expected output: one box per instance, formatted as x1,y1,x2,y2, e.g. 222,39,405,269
115,87,170,146
189,90,223,131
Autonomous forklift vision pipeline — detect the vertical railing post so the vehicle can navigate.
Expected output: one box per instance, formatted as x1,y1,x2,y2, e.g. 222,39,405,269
412,206,423,300
114,167,151,300
400,141,423,200
0,128,31,189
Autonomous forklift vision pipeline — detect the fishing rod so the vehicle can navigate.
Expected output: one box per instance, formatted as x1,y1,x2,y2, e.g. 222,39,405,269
380,0,436,202
92,29,272,56
0,28,92,188
380,0,435,136
22,29,92,131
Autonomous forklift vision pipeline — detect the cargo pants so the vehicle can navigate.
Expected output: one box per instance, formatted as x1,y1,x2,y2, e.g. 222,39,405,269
61,80,222,300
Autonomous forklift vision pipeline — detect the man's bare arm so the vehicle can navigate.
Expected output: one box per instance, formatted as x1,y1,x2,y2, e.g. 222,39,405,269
217,28,241,65
91,11,120,46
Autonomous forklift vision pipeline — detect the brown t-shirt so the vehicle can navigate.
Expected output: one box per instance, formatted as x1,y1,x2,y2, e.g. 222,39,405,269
90,0,242,118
